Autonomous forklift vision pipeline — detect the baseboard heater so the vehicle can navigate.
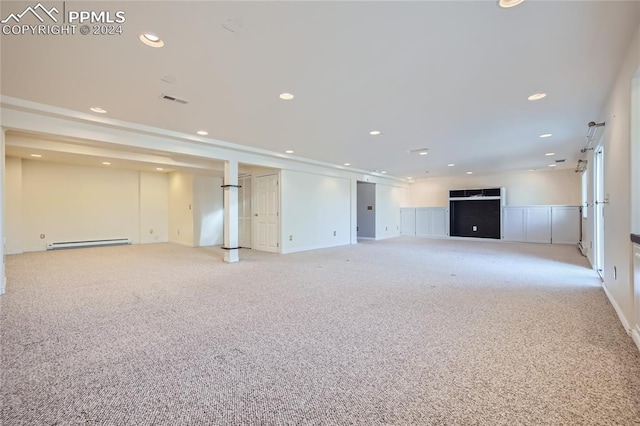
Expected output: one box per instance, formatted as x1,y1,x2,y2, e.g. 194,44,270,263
46,238,131,250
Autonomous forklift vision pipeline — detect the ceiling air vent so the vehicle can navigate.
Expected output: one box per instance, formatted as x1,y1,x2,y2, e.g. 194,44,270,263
160,93,188,104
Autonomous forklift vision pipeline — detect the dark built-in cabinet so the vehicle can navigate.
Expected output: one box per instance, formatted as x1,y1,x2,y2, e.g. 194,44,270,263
449,188,504,239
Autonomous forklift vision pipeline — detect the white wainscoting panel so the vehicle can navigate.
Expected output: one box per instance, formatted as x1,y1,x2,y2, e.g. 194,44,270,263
400,208,416,235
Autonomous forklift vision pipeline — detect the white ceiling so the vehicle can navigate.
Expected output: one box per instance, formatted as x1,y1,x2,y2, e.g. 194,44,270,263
2,1,639,179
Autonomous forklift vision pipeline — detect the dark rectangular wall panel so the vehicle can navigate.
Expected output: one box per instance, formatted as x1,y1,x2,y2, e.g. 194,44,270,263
450,199,501,239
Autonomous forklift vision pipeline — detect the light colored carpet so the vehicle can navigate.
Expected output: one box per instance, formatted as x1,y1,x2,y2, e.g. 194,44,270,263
1,237,639,425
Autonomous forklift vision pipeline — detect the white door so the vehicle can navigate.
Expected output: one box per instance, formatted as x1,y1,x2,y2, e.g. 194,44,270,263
254,174,279,253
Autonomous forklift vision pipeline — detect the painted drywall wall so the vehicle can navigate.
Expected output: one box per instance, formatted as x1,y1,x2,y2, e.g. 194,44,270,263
168,172,194,246
20,160,140,251
407,169,581,207
280,170,351,253
593,22,640,332
357,182,376,238
193,175,224,246
376,184,406,240
5,157,22,254
632,72,640,236
139,172,169,244
238,176,252,248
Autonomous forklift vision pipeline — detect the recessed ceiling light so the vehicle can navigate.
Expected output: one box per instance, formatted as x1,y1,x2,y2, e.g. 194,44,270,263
343,163,351,166
407,177,413,180
279,93,294,100
540,133,553,138
548,164,557,167
90,107,107,114
285,150,294,154
197,130,208,136
545,152,555,156
498,0,525,8
528,169,536,172
381,171,387,174
528,93,547,101
156,167,164,171
419,151,428,156
466,171,473,175
140,33,164,48
102,162,111,166
369,130,381,136
448,163,455,167
30,154,42,158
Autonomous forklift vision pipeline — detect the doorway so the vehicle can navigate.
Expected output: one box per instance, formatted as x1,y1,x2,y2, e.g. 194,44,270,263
594,146,605,278
357,182,375,239
254,174,279,252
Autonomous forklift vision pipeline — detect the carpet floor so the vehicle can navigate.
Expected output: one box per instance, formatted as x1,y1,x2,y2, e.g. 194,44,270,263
1,237,639,425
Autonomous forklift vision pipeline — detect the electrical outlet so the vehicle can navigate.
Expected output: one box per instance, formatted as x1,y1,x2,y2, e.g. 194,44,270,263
149,229,154,234
333,231,336,236
177,230,180,235
386,226,388,231
472,225,477,232
289,235,293,241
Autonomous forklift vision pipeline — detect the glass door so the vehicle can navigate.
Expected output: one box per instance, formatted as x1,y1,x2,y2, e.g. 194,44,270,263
594,146,605,279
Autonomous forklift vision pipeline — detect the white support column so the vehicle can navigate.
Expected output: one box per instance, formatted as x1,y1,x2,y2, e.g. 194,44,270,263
1,128,6,294
223,160,240,263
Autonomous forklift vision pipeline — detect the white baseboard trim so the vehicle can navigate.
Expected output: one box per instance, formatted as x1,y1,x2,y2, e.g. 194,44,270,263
632,327,640,352
602,283,633,334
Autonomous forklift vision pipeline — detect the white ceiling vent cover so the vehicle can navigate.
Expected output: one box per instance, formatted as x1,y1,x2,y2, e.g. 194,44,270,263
160,93,188,104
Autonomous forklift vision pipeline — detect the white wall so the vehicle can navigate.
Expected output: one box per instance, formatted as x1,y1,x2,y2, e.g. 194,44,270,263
375,184,406,240
592,22,640,332
193,175,224,246
407,169,581,207
5,157,22,254
139,171,169,244
280,170,351,253
168,172,194,247
5,159,170,252
20,160,140,251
